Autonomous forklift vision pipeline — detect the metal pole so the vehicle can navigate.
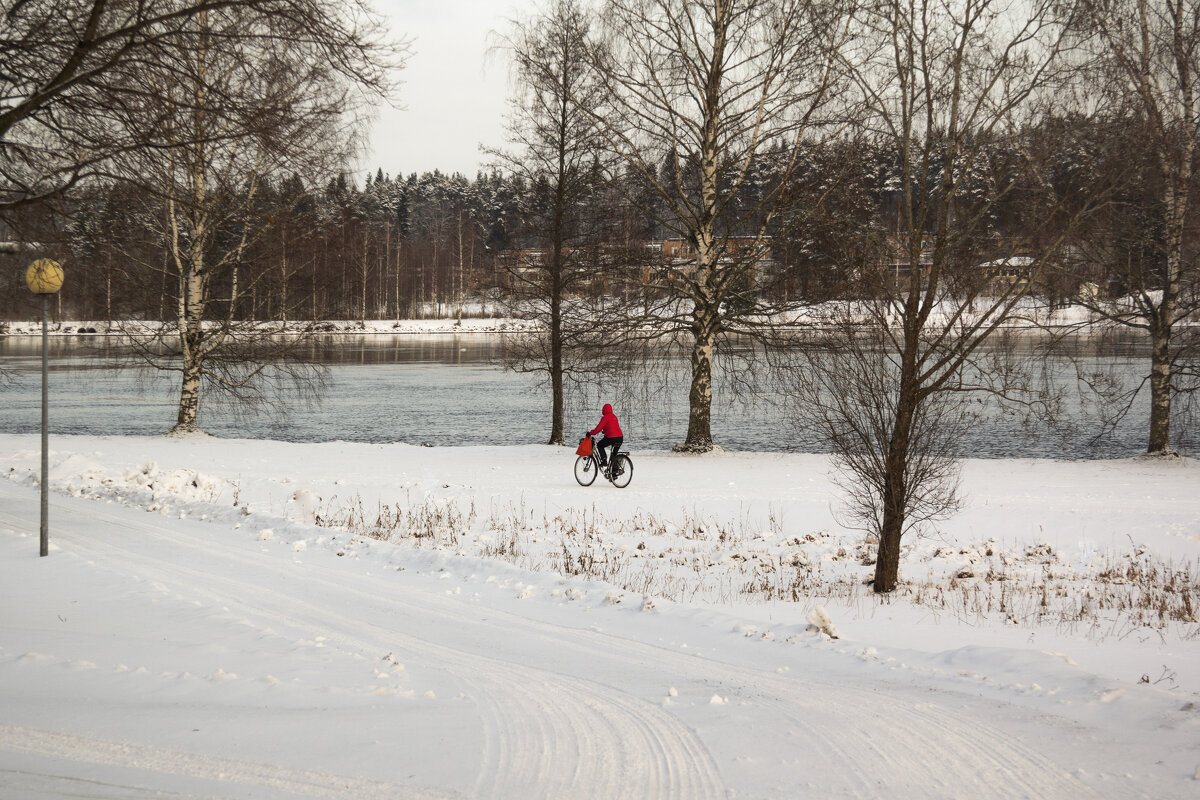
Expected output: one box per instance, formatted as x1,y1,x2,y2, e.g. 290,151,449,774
40,294,49,557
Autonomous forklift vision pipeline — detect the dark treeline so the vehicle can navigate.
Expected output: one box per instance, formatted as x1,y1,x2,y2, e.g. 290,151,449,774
2,162,700,323
0,135,1088,326
4,169,525,323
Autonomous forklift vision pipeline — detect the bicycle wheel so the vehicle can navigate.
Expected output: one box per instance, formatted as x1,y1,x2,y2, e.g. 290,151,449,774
574,455,597,486
610,454,633,488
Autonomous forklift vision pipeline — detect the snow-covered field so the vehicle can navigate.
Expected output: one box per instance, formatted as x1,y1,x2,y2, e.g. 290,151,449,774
1,433,1197,798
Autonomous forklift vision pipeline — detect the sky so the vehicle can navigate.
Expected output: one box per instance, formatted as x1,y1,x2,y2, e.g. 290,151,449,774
360,0,525,180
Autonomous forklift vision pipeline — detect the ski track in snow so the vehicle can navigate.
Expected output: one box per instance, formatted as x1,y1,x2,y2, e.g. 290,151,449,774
0,478,1137,798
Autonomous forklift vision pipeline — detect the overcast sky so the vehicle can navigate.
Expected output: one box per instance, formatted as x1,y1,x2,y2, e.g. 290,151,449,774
359,1,525,181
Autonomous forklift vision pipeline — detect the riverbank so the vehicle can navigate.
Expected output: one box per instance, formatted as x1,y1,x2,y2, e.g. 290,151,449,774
4,296,1194,339
0,316,536,337
1,432,1197,797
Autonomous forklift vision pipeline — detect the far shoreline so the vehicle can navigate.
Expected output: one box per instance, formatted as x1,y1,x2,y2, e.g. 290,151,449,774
2,316,1186,341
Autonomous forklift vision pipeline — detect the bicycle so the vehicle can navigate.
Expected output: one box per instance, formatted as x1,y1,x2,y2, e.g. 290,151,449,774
574,435,633,488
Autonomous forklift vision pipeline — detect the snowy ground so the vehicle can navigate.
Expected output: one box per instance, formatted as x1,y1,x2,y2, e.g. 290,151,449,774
0,315,533,337
0,293,1162,338
0,433,1197,798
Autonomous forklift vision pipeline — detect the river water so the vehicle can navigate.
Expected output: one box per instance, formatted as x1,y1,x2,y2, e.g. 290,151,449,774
0,333,1193,458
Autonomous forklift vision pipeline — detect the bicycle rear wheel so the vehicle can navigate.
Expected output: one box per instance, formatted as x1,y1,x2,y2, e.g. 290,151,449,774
610,454,633,488
574,455,597,486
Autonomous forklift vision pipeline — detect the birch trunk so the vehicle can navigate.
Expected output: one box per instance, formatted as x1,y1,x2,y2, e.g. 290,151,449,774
678,3,726,452
1146,118,1187,453
683,322,716,451
174,245,209,433
172,16,210,434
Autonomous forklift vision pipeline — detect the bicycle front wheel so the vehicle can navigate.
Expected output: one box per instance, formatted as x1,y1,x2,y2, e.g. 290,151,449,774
574,455,597,486
610,454,633,488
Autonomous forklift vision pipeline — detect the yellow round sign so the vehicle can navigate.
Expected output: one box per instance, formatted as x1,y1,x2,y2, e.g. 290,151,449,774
26,259,64,294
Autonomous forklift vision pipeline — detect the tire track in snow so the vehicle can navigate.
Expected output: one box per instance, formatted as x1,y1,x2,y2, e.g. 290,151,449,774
0,724,452,799
328,566,1097,800
461,624,1097,799
3,486,725,799
726,677,1096,799
342,574,1103,799
522,618,1100,799
462,660,723,799
119,543,724,798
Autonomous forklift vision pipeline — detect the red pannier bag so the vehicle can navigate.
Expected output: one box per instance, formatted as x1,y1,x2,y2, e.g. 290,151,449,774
575,437,592,456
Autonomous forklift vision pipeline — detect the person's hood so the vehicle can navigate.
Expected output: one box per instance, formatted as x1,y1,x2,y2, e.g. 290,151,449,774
602,403,612,415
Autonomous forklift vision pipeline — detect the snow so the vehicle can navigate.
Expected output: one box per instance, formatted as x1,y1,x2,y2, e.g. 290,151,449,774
5,289,1194,339
1,433,1198,798
0,315,534,338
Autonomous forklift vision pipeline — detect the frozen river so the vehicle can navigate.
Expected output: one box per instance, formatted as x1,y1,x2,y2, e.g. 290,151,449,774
0,332,1193,458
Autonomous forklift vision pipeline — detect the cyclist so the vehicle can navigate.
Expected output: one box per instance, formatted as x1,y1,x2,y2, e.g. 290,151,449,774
586,403,624,477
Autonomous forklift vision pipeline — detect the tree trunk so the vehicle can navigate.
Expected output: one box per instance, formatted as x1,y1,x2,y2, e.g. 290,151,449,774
173,265,207,433
874,423,911,593
549,291,565,445
380,219,389,320
1146,138,1185,452
1148,319,1172,452
360,225,369,325
400,241,410,321
280,255,289,323
457,208,465,323
681,311,716,451
874,313,921,592
174,355,203,432
677,3,726,454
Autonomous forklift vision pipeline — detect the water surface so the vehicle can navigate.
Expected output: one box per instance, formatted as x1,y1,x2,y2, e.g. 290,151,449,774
0,333,1192,458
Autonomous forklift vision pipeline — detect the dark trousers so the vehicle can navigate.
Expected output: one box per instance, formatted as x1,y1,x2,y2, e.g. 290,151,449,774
597,436,623,466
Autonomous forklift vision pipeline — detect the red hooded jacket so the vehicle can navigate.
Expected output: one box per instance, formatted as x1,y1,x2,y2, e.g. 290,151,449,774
588,404,623,438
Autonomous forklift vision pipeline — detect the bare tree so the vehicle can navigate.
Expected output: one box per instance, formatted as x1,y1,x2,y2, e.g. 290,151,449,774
490,0,612,445
105,3,398,433
1055,0,1200,454
777,322,968,544
1,0,386,219
585,0,854,451
780,0,1078,593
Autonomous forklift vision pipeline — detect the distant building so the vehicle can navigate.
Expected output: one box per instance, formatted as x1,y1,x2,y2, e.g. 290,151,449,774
497,236,775,295
882,235,1034,293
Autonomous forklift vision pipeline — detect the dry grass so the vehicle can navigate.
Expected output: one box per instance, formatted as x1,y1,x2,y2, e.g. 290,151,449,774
314,492,476,546
314,493,1200,640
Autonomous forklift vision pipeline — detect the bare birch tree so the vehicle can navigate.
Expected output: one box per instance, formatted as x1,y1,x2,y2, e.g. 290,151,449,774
586,0,854,451
1055,0,1200,453
106,3,398,433
490,0,611,445
1,0,377,219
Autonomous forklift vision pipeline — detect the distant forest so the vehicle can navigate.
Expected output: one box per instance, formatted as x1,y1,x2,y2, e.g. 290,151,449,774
0,136,1114,325
4,168,556,323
